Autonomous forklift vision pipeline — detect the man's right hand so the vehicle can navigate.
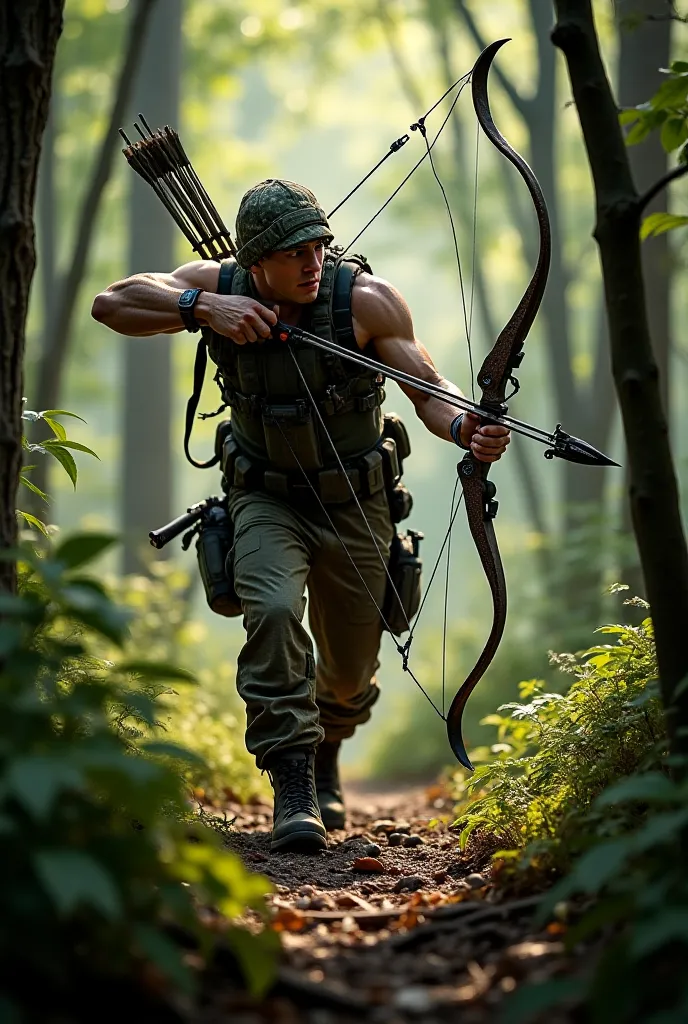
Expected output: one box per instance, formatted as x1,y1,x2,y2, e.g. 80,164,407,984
199,293,277,344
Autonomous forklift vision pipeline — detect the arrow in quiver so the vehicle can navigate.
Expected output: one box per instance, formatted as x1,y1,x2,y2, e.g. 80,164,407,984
119,114,236,261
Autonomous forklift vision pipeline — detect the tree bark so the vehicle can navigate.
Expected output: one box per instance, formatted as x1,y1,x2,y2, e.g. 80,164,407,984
122,0,181,573
616,0,673,598
29,0,157,507
0,2,64,594
552,0,688,760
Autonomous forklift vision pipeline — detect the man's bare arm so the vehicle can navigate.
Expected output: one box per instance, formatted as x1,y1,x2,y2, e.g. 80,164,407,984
91,259,277,343
351,274,510,462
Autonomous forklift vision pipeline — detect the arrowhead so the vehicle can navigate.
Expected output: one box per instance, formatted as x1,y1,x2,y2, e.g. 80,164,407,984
546,431,619,468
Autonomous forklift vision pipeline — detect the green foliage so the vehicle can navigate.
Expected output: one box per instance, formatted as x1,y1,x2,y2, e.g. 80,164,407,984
19,407,97,535
451,590,664,875
620,60,688,240
0,537,277,1020
105,565,266,804
501,768,688,1024
619,60,688,159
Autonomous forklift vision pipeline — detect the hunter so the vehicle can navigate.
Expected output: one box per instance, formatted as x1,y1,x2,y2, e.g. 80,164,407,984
92,179,510,853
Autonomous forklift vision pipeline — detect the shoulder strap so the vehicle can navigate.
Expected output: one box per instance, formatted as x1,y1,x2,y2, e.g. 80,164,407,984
331,255,371,352
183,260,237,468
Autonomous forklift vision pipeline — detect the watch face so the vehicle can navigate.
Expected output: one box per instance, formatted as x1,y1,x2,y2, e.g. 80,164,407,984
179,288,198,309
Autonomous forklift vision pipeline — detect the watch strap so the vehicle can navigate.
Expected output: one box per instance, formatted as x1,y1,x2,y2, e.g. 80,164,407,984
178,287,203,333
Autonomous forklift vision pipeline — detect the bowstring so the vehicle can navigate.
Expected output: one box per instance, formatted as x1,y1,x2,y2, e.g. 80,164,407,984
342,75,472,255
276,66,481,722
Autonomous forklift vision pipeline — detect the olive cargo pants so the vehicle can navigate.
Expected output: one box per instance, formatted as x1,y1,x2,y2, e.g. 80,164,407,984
227,486,395,768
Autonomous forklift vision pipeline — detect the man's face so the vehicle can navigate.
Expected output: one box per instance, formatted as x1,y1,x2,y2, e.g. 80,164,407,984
252,239,326,304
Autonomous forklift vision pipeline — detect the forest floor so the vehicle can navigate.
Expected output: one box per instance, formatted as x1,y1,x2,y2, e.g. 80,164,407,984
197,779,583,1024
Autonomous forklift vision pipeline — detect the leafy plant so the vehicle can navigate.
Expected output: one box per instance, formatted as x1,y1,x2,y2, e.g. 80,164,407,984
620,59,688,239
452,589,665,877
0,535,277,1021
18,405,98,535
104,564,267,804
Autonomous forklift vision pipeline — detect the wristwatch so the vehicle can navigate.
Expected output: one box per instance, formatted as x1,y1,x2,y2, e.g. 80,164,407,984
178,288,203,333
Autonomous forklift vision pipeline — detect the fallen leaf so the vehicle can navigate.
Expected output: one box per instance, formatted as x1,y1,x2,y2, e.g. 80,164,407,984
353,857,385,873
271,907,306,932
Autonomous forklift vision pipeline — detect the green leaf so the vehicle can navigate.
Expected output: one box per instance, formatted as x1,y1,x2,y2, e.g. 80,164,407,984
595,773,677,807
554,839,632,898
640,212,688,239
134,925,194,995
118,660,196,683
224,927,279,997
0,623,23,658
19,474,49,503
141,741,206,766
6,757,84,818
15,510,49,536
652,74,688,110
618,108,640,126
34,850,121,918
661,116,688,152
40,409,87,423
45,444,78,488
53,533,117,570
500,978,583,1024
630,910,688,958
43,439,99,459
42,416,67,441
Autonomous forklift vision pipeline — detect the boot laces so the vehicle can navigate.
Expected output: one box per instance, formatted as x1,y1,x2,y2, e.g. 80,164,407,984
275,758,317,816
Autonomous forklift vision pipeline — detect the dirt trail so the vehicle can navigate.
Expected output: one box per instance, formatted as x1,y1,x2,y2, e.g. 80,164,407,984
200,780,575,1023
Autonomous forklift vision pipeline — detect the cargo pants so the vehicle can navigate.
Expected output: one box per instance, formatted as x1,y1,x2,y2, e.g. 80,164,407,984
226,486,395,768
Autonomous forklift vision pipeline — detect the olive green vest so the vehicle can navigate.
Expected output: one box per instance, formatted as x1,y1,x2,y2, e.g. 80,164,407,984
204,249,385,472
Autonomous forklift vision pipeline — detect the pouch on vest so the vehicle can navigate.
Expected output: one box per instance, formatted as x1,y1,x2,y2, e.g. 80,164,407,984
262,401,324,471
382,529,423,636
196,502,241,617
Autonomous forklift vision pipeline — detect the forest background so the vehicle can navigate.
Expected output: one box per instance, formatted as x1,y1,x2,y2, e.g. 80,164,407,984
24,0,688,794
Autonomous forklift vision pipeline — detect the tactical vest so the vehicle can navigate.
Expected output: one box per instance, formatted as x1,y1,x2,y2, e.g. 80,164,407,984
204,248,385,473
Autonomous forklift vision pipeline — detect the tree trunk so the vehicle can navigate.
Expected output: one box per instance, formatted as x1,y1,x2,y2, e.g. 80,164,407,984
0,2,64,594
616,0,672,598
29,0,157,509
552,0,688,761
121,0,181,573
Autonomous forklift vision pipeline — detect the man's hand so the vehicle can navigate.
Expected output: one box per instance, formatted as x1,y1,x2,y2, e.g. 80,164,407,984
199,294,277,344
459,411,511,463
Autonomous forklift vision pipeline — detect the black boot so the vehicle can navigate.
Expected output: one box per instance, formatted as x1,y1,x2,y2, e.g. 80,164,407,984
314,740,346,830
267,750,327,853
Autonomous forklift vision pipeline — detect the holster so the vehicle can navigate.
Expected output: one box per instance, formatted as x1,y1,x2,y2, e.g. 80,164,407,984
382,529,423,636
195,495,241,618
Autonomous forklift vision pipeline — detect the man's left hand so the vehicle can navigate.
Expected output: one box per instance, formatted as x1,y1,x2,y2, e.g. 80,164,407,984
460,412,510,463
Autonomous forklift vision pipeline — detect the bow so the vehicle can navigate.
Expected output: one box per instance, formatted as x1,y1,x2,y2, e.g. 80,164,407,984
447,38,551,769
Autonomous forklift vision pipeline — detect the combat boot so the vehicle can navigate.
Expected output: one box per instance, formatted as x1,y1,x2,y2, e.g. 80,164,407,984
267,749,327,853
314,739,346,830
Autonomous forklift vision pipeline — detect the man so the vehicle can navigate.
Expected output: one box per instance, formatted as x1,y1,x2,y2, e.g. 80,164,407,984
92,179,510,853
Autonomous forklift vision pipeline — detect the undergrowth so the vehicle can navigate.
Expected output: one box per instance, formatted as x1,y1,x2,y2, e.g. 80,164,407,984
452,589,664,878
0,536,278,1022
449,589,688,1023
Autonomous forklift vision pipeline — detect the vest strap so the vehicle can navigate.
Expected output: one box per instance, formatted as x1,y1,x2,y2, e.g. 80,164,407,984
183,260,237,468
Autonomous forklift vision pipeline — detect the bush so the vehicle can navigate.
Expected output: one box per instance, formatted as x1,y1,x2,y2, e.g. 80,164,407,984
0,535,277,1021
451,592,664,878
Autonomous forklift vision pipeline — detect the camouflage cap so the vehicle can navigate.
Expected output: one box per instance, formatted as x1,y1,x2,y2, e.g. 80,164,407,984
235,179,333,268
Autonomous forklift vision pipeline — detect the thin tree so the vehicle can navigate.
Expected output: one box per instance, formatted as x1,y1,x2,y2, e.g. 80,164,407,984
552,0,688,762
0,2,65,595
